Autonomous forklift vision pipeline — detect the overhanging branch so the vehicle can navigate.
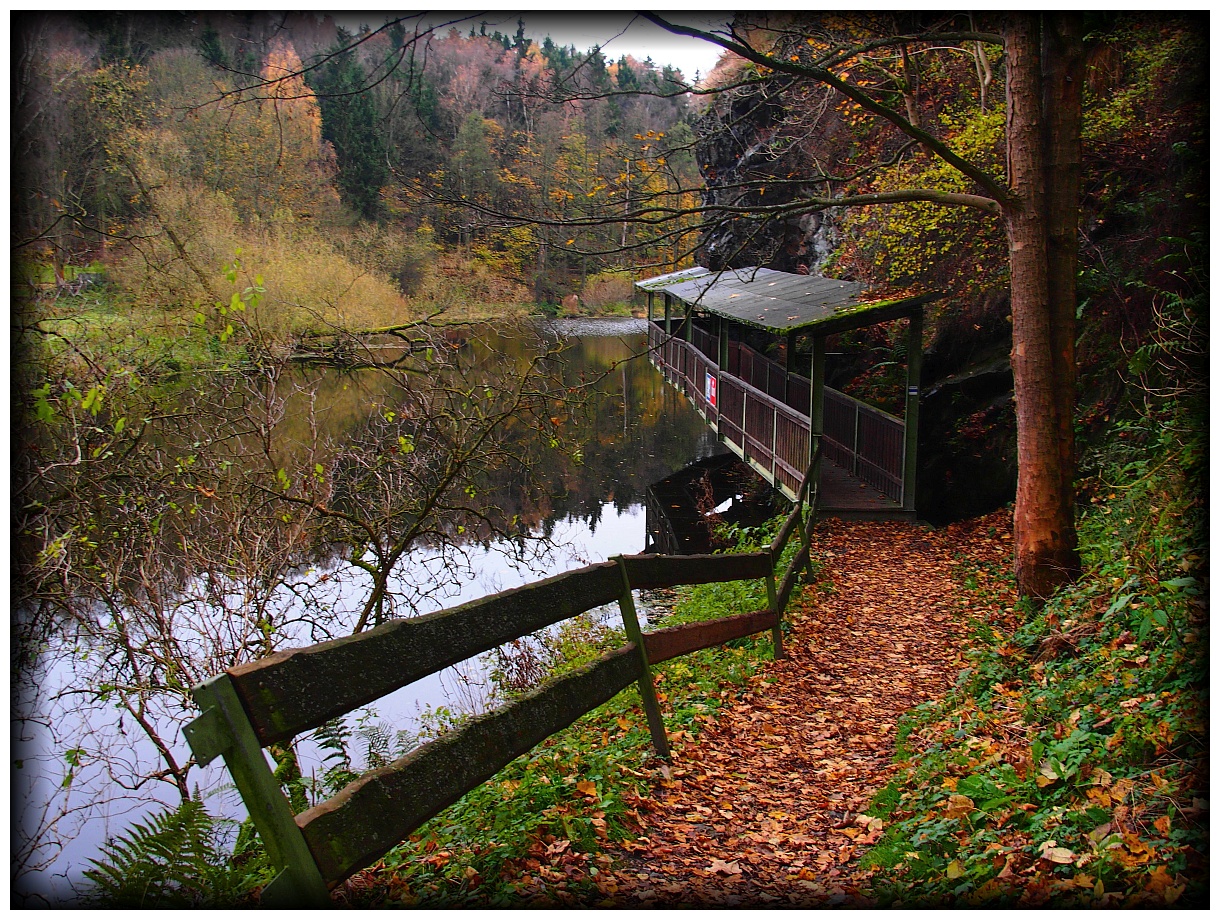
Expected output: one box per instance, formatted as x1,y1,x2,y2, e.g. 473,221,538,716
641,13,1013,210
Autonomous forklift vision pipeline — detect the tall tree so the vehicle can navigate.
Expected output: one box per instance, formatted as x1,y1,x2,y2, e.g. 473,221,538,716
643,12,1084,597
310,29,390,220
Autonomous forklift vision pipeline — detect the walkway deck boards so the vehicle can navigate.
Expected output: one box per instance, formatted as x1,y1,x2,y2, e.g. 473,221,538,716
817,460,911,520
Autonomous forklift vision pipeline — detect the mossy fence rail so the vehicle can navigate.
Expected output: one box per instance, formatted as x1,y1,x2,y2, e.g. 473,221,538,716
184,456,820,906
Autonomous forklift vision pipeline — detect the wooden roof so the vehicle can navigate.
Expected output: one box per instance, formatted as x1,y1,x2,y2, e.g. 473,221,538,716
636,266,943,336
633,266,710,291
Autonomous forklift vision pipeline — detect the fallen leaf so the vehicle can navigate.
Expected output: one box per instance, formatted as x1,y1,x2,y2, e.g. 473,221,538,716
945,794,975,818
1040,845,1076,865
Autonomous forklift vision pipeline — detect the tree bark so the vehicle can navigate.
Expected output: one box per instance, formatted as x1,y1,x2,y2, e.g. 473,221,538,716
1042,13,1085,588
1003,13,1082,599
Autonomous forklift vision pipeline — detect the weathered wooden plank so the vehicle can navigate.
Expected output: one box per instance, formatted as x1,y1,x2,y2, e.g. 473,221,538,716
777,545,810,613
229,561,623,746
296,645,640,884
642,608,778,665
620,551,770,589
770,501,806,562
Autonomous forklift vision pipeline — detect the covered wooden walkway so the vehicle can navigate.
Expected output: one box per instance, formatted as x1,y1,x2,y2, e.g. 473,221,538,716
637,267,944,521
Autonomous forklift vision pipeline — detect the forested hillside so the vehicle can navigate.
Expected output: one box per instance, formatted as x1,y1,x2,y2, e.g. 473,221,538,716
15,12,701,332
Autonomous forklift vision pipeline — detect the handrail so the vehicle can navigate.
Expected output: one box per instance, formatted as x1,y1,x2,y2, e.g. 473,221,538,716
649,325,903,505
182,462,820,906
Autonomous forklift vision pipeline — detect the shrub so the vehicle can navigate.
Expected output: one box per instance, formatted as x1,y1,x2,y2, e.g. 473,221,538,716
581,271,636,312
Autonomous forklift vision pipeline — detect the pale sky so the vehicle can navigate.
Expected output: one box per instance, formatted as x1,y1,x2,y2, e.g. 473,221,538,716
512,13,729,83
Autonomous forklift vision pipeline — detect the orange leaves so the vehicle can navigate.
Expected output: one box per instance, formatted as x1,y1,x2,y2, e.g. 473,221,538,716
708,858,742,876
575,779,599,800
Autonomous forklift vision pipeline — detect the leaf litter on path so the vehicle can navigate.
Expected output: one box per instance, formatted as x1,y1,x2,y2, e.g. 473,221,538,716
594,517,1012,907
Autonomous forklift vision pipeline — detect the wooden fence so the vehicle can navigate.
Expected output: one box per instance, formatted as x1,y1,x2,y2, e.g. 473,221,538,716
183,459,821,906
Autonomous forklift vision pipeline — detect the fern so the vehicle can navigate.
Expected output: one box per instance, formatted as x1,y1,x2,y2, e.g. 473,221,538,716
312,717,359,795
84,799,263,907
356,721,395,771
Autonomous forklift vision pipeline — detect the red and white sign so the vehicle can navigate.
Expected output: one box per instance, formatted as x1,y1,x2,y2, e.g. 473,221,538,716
705,372,717,408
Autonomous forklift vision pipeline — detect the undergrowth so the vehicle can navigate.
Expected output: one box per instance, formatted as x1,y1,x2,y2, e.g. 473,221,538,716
861,399,1207,907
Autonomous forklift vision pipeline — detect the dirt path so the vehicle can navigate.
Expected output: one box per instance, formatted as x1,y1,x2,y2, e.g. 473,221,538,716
595,518,994,907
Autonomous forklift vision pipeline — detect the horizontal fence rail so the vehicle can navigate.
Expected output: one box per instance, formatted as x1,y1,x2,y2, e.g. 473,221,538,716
295,645,642,884
224,562,623,747
184,457,821,906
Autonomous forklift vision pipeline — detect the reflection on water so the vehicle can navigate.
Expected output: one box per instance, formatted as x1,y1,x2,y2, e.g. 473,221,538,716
15,317,728,904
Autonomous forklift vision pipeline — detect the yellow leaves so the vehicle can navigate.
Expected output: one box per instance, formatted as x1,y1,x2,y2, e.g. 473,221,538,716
946,859,965,879
1086,785,1113,807
1116,832,1155,866
1036,760,1061,787
575,779,598,799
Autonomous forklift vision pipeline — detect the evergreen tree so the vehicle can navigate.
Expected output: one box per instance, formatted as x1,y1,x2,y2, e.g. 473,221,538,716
310,29,389,219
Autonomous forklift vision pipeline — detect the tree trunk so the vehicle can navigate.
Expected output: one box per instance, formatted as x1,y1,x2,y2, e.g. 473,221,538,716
1003,14,1082,599
1042,13,1085,588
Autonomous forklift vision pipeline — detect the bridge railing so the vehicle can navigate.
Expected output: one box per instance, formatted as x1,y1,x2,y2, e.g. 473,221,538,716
183,457,821,906
650,321,904,503
823,389,905,504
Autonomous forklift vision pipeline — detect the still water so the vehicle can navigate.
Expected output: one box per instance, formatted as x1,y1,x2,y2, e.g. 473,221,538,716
14,317,725,904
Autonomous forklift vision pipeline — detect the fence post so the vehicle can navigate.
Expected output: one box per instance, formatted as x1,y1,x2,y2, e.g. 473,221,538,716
801,439,822,583
613,557,671,760
771,405,779,483
185,674,331,906
852,401,861,476
903,308,923,512
766,568,784,660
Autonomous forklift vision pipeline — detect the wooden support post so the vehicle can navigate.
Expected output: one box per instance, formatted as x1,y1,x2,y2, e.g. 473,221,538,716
903,309,923,513
771,405,779,483
766,568,784,659
663,294,671,337
784,330,797,405
717,315,729,370
800,438,822,584
614,557,671,760
808,335,826,520
185,674,330,906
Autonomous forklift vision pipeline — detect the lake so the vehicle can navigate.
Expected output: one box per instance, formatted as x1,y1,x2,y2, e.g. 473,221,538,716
14,316,728,905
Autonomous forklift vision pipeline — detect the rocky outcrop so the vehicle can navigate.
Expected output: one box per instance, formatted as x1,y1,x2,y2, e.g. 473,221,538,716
694,76,844,276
